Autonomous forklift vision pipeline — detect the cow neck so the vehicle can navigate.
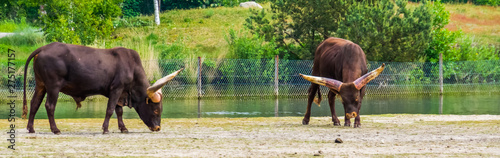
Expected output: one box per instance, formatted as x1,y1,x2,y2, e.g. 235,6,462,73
130,77,150,108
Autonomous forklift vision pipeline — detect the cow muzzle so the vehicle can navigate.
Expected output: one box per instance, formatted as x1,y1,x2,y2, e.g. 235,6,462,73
149,126,161,132
345,112,357,119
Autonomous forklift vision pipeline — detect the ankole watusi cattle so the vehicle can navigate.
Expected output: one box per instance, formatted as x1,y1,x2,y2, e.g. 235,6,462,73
299,37,385,127
22,42,183,134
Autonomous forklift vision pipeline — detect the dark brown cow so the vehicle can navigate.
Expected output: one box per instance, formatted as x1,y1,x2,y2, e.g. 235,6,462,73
22,42,183,134
299,37,384,127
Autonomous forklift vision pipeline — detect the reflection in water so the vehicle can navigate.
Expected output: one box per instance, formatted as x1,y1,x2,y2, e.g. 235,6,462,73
275,98,279,117
439,95,443,114
198,99,201,118
3,94,499,119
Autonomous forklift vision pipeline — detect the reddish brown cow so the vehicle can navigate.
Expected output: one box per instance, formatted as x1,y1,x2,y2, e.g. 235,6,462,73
299,37,385,127
22,42,183,134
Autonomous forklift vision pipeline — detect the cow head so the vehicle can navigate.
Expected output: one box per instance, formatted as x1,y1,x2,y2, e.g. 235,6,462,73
299,64,385,120
136,68,183,132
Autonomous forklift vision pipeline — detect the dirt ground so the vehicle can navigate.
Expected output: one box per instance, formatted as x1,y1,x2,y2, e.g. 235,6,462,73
2,114,500,157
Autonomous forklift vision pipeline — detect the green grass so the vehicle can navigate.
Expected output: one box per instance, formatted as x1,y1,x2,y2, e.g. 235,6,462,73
108,5,260,59
0,18,32,32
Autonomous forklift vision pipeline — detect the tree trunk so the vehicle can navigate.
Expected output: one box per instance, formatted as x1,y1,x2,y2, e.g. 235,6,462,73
154,0,160,25
158,0,161,13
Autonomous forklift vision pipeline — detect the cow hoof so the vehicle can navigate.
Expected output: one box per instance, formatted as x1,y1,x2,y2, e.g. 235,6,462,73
344,123,350,127
103,130,109,134
333,122,341,126
302,119,309,125
354,124,361,128
51,128,61,135
121,129,129,133
28,129,35,133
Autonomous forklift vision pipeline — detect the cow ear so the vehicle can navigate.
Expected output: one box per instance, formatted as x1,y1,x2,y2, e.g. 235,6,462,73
149,91,162,103
147,68,183,100
299,74,343,91
353,63,385,90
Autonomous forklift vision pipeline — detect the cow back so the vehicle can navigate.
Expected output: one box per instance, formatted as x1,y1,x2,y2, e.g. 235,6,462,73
33,42,149,98
313,38,368,83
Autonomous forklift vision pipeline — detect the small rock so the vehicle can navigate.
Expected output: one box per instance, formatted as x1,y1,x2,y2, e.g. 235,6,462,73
239,1,263,9
335,138,343,143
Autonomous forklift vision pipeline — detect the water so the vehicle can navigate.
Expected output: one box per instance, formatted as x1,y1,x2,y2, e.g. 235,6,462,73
2,94,499,119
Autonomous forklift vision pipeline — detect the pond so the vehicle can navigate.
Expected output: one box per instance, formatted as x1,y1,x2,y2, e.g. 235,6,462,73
2,94,499,119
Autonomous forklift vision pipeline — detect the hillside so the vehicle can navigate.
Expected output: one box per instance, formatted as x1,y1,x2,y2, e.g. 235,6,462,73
111,5,262,59
1,2,498,62
113,2,499,59
444,4,500,45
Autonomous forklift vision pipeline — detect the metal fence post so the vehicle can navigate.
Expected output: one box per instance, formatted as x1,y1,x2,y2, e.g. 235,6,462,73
198,57,202,99
274,55,279,97
439,53,443,95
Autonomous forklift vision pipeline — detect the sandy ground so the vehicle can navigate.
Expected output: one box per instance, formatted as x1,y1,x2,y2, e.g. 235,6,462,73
1,114,500,157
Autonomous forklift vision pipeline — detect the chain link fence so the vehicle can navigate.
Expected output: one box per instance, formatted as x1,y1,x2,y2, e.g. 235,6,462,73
2,58,499,101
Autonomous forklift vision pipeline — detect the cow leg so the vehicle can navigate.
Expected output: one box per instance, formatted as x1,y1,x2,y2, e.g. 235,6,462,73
328,91,341,126
115,105,128,133
353,110,361,128
102,88,122,134
302,83,319,125
354,88,365,128
45,88,61,134
27,84,46,133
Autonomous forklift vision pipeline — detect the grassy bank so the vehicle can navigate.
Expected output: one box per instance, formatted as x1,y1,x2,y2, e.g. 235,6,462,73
2,115,500,157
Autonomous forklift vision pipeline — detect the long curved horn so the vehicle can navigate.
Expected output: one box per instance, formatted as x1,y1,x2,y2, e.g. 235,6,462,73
147,68,184,103
353,63,385,90
299,74,343,91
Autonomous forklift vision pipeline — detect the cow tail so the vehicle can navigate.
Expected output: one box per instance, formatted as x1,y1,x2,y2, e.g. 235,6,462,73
314,87,322,106
22,48,43,119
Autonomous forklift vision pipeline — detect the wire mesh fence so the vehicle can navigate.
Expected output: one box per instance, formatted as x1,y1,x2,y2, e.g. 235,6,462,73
2,58,499,101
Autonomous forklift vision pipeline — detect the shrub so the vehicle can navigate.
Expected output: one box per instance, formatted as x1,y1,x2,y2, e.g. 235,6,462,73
204,9,215,18
409,0,498,6
122,0,142,17
335,0,435,62
226,29,279,59
113,17,152,28
0,17,31,32
40,0,122,45
0,27,45,46
446,36,499,61
474,0,498,6
158,39,190,59
0,0,39,23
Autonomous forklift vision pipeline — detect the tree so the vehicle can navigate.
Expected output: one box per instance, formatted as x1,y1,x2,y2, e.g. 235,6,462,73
335,0,433,62
1,0,40,22
35,0,122,45
246,0,446,61
268,0,352,59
